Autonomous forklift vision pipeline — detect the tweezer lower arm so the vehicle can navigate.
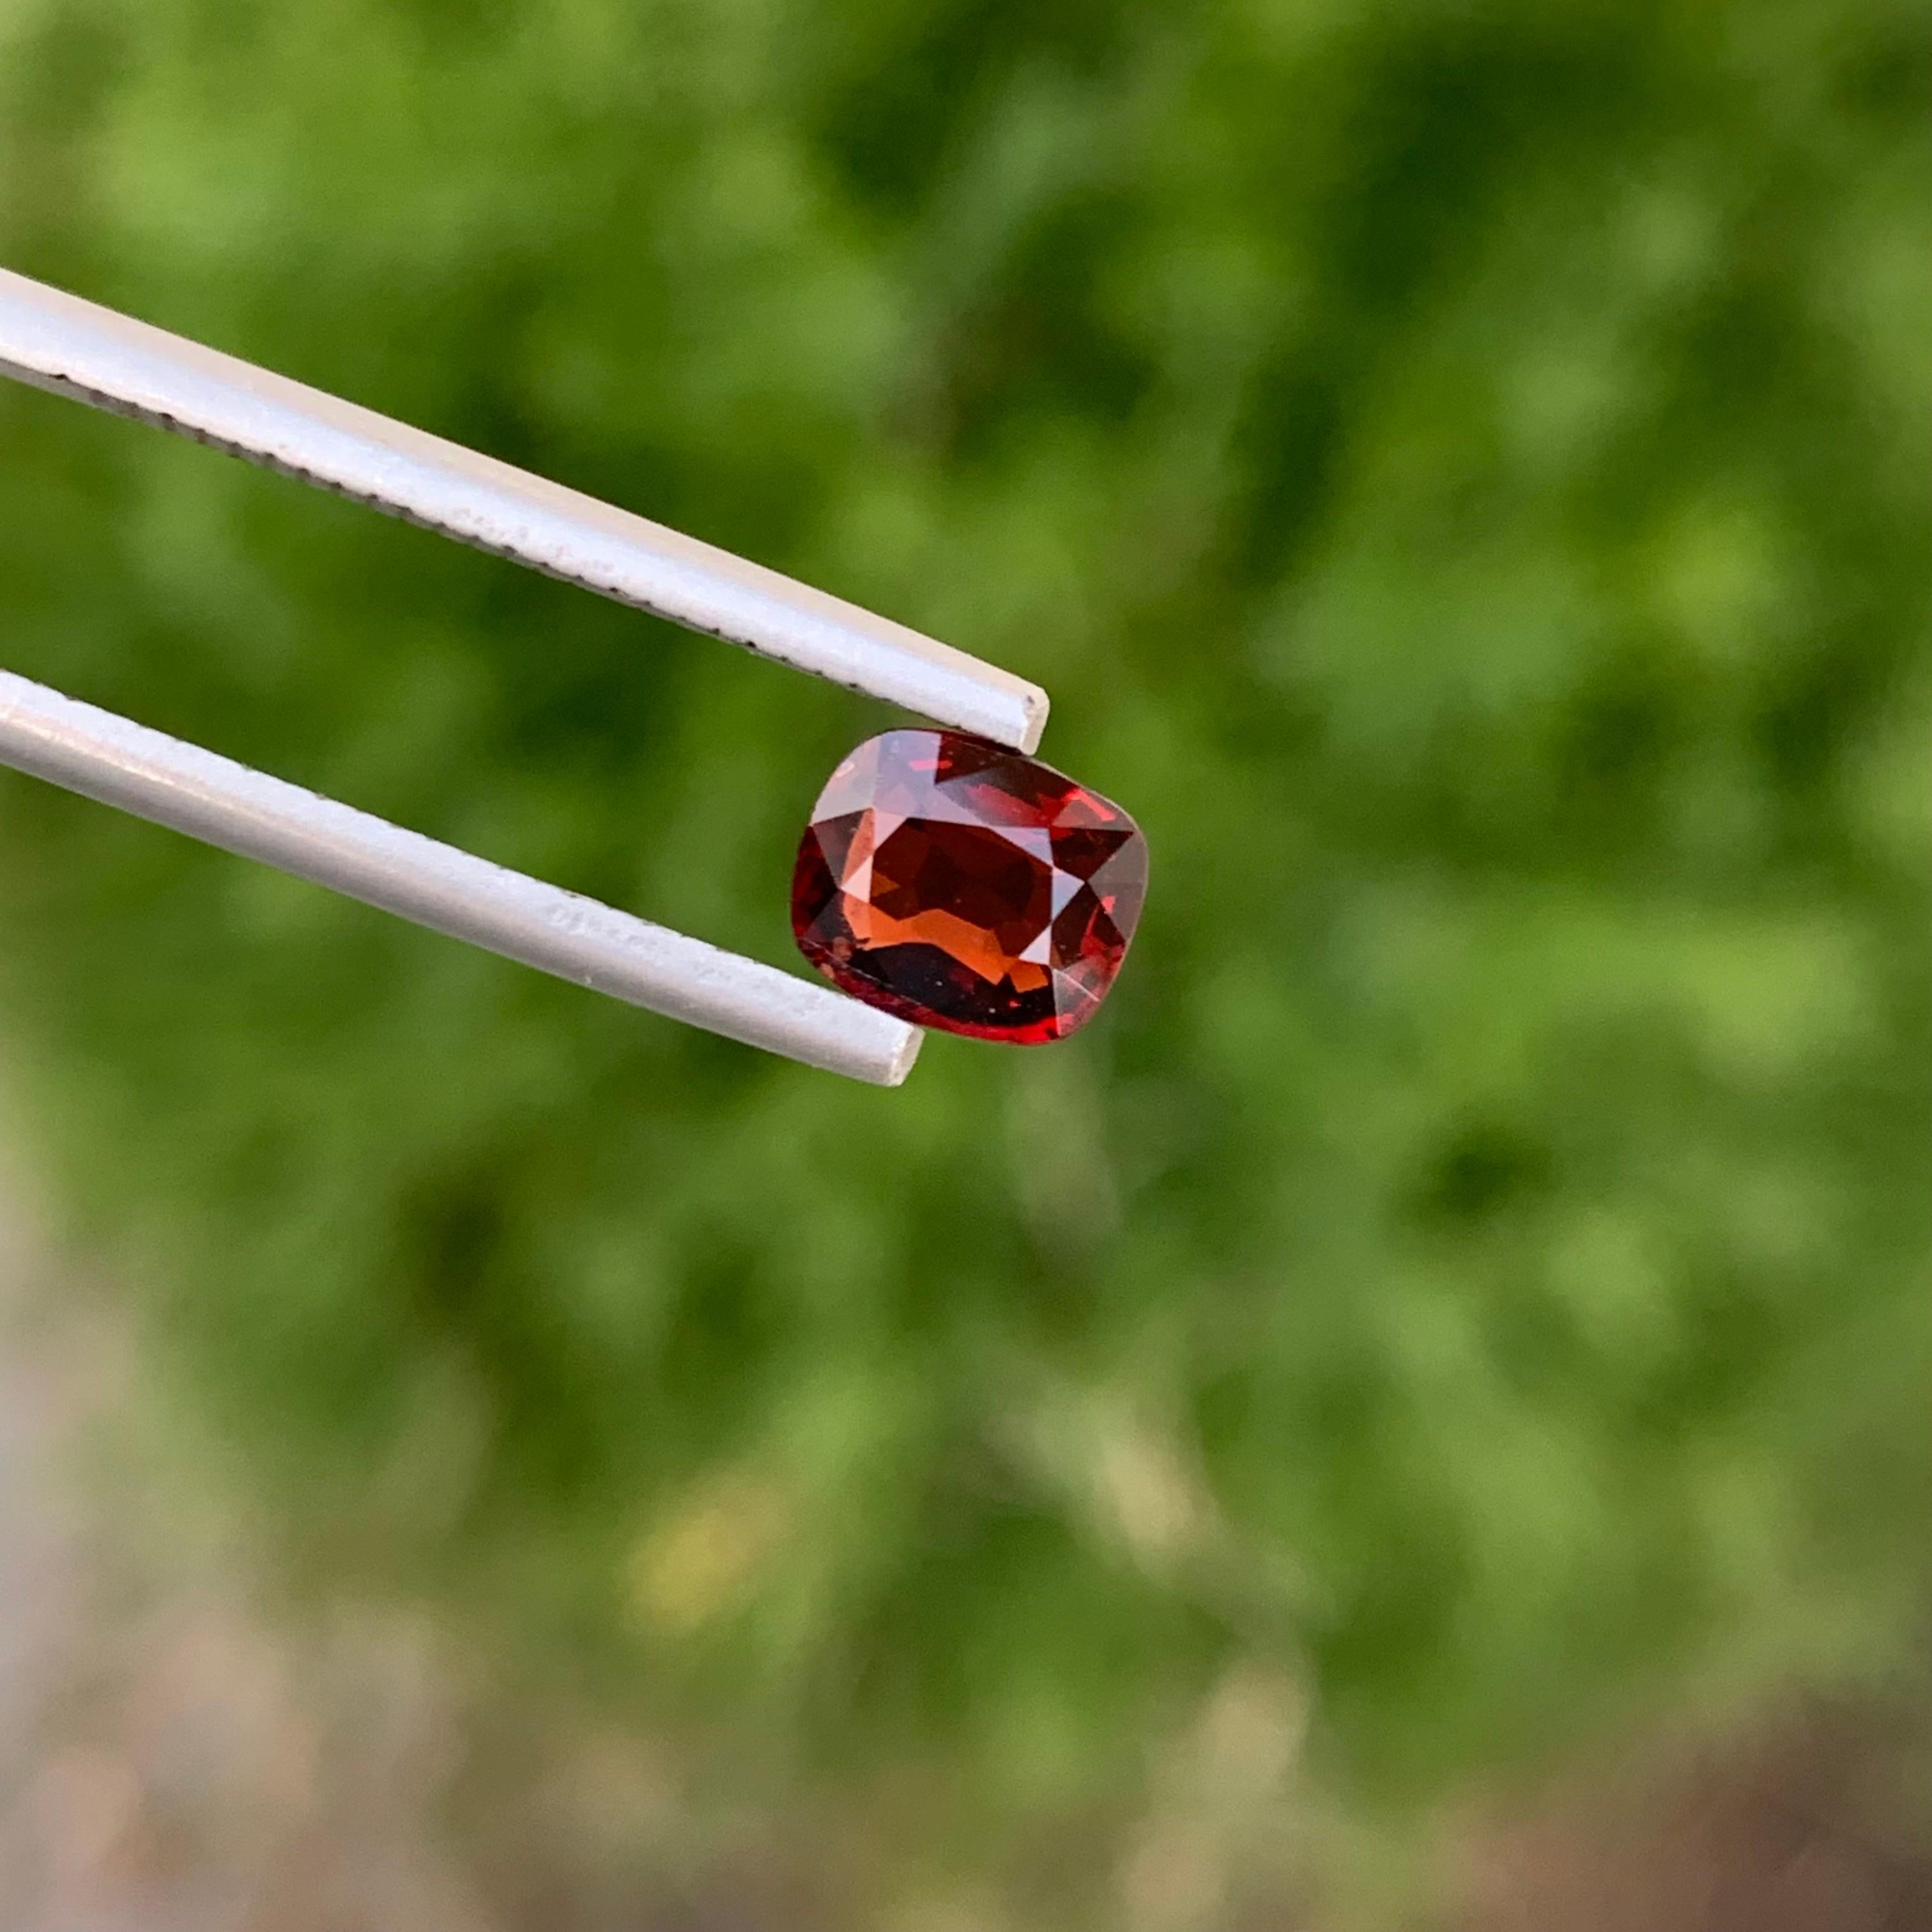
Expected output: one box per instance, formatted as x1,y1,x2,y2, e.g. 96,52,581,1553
0,267,1051,1084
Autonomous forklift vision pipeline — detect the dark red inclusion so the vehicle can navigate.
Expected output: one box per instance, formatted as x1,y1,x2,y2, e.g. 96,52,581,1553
790,730,1148,1043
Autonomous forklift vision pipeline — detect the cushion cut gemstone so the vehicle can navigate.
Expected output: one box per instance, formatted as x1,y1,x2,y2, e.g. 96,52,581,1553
791,730,1148,1043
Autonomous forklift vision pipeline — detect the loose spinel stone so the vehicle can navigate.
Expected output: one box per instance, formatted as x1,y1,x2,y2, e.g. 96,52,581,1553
791,729,1148,1043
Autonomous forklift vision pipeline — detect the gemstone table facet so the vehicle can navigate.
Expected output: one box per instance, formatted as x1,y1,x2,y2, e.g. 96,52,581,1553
791,730,1148,1043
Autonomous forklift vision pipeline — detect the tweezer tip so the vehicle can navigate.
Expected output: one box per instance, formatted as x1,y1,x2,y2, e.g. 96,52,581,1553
1016,686,1050,757
883,1027,925,1087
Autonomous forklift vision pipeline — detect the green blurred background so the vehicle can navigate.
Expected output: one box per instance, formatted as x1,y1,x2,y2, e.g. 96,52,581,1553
4,0,1932,1922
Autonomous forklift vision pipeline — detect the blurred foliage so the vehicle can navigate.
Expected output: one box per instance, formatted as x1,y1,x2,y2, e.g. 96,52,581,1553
6,0,1932,1915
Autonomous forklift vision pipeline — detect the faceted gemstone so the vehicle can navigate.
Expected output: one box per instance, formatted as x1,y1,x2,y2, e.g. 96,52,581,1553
791,729,1148,1043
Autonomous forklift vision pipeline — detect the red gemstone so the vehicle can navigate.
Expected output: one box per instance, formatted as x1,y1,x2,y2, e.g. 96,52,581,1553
791,730,1148,1043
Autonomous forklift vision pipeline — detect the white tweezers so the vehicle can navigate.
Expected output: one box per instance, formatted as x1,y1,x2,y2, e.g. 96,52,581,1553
0,267,1054,1086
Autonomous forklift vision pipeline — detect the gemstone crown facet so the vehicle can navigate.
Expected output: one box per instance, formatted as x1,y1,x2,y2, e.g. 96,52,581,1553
790,730,1147,1044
